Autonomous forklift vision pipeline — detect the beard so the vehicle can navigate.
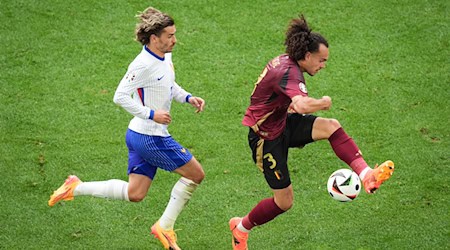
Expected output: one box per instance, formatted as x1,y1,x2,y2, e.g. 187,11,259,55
160,43,175,53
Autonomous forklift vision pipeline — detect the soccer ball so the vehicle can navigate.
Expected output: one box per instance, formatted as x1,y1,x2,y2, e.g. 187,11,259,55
327,169,361,202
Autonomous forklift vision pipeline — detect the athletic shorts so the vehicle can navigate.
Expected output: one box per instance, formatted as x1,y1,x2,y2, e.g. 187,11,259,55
248,114,317,189
125,129,193,180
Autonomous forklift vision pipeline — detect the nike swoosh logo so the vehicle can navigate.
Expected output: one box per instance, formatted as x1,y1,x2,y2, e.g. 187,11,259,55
157,75,165,81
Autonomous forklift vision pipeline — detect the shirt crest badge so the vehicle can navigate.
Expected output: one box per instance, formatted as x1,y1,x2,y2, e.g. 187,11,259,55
298,82,308,93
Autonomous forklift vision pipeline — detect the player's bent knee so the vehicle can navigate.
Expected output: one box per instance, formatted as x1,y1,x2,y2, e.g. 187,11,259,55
274,195,294,211
277,200,293,211
128,192,146,202
322,118,342,137
328,118,341,130
191,168,205,184
277,202,294,211
129,196,145,202
175,158,205,184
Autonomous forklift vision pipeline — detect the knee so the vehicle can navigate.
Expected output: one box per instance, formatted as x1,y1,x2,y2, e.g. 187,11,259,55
313,118,343,140
128,191,146,202
277,199,294,211
328,118,341,130
274,195,294,211
191,168,205,184
177,158,205,184
324,118,342,137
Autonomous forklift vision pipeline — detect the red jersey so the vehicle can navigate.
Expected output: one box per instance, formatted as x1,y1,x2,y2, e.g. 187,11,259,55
242,54,308,140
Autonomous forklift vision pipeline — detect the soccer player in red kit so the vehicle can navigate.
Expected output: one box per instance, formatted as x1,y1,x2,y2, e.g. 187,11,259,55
229,15,394,249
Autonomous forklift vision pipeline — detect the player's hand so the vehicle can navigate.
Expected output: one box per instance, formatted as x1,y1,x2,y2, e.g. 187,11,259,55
288,102,297,113
322,96,332,110
189,96,205,113
153,110,172,125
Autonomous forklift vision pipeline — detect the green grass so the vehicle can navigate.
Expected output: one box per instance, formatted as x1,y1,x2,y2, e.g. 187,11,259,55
1,0,449,249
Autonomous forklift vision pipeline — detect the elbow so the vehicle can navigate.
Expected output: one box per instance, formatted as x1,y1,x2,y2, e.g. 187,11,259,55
113,92,122,105
291,96,311,114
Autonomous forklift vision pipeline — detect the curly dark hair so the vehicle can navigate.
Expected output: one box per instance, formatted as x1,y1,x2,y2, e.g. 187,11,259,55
285,14,328,61
135,7,175,45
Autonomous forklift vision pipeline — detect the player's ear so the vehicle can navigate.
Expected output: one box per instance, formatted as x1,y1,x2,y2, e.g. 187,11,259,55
150,33,158,43
304,51,311,61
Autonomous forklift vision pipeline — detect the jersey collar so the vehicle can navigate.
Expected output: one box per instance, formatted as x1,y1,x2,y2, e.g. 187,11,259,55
144,45,165,61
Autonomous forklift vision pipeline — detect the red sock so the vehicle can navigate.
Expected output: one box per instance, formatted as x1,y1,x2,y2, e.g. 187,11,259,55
328,127,367,175
241,198,285,230
349,158,369,176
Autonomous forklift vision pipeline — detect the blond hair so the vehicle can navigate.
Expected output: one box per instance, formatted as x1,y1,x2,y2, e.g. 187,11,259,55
135,7,174,45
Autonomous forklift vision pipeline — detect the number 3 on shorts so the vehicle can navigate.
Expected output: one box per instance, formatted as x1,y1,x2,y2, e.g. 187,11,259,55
264,153,277,169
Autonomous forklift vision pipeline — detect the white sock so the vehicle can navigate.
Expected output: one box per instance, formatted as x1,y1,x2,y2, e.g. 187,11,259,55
237,222,251,233
359,167,371,180
74,179,129,201
159,177,198,230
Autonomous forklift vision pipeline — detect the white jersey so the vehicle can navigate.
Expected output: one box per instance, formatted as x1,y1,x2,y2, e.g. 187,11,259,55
113,46,191,136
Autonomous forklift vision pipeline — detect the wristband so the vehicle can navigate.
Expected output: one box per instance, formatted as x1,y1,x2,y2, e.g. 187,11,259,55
186,95,192,103
149,110,155,120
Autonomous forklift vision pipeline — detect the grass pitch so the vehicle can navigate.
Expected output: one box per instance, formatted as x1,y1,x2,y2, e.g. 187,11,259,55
1,0,449,249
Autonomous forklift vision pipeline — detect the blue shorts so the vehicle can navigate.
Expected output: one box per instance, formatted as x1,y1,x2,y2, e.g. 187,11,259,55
125,129,193,179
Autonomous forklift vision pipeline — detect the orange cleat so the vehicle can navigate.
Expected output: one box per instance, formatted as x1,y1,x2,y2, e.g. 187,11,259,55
229,217,248,250
48,175,81,207
150,221,181,250
363,160,395,194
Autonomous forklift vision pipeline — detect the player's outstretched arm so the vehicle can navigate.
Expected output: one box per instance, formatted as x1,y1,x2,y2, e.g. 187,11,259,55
188,96,205,113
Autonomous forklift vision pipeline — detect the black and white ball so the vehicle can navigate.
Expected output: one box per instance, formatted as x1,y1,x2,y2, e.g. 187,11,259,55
327,169,361,202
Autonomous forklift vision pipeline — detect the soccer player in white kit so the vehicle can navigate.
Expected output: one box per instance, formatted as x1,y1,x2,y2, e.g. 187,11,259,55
48,7,205,250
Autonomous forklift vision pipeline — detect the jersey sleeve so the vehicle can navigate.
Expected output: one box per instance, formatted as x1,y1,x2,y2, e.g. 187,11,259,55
113,66,152,119
172,81,191,103
166,54,191,103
